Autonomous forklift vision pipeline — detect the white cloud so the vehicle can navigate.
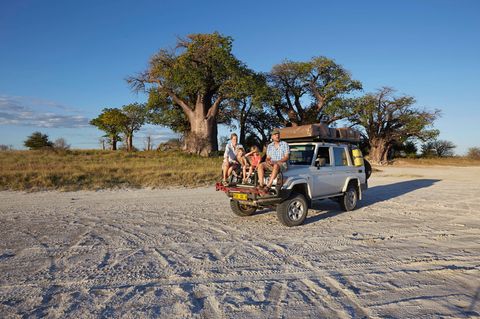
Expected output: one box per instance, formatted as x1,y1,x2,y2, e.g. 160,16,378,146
0,95,90,128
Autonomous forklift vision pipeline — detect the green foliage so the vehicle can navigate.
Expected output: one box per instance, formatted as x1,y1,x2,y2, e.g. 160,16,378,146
245,106,282,147
122,103,147,134
392,140,418,158
24,132,53,150
269,56,362,125
90,108,129,150
348,87,440,144
90,108,128,137
146,90,190,133
129,32,250,129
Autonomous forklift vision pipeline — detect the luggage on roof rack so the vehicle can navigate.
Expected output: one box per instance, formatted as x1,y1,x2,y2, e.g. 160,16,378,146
280,123,361,143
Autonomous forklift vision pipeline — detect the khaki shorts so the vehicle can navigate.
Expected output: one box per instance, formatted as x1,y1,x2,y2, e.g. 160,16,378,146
263,161,288,172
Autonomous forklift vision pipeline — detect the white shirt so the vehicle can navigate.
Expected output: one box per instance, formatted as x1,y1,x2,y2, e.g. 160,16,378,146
224,141,243,162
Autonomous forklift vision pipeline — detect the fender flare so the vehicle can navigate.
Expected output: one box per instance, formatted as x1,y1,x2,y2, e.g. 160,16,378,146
342,177,362,200
284,178,312,200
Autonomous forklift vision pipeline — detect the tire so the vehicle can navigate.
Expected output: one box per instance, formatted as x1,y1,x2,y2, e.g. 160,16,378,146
364,159,372,180
339,184,358,212
230,200,257,216
276,192,308,227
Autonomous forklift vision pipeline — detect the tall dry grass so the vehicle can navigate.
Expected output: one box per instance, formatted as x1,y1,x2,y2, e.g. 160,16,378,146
0,150,223,191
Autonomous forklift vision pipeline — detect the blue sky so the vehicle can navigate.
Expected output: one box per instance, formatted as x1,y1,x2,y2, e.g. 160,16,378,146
1,0,479,154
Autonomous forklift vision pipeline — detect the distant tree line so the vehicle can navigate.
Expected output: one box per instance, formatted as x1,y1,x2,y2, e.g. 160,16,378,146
87,32,455,164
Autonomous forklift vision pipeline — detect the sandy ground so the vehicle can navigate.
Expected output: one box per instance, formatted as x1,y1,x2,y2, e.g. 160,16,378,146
0,166,479,318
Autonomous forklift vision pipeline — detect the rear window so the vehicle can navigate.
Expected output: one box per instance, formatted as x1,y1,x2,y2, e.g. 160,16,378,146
333,147,349,166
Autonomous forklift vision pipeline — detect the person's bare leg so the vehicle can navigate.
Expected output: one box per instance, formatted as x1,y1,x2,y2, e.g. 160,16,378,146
266,164,279,188
257,163,265,187
246,165,253,179
242,165,247,183
222,162,230,181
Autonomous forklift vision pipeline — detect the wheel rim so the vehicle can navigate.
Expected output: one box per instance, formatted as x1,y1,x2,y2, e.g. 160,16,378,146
288,200,304,221
240,204,251,211
346,189,357,209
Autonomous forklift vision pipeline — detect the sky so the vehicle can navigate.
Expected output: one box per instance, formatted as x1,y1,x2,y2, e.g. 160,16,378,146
0,0,479,154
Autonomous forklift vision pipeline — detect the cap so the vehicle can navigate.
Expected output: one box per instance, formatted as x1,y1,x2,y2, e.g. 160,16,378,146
271,128,280,135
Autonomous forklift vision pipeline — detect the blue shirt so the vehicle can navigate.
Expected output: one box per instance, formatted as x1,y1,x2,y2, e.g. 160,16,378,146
267,141,290,162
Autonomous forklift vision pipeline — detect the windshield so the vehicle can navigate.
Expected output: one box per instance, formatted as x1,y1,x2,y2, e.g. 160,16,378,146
289,144,315,165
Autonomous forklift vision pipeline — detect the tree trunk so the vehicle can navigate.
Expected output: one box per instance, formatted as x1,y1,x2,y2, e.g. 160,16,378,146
239,100,250,146
111,136,117,151
369,138,389,165
126,133,133,151
184,113,216,156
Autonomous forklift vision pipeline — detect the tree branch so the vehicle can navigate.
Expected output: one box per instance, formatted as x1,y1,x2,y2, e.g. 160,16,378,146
206,95,223,119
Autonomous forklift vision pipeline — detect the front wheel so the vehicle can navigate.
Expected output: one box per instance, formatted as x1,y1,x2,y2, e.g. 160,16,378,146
276,193,308,227
339,184,358,211
230,200,257,216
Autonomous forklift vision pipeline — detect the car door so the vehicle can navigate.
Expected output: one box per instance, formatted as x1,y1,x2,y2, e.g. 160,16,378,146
310,146,339,197
332,146,357,191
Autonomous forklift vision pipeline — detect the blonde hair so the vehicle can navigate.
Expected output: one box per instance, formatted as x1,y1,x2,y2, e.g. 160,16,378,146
250,145,259,153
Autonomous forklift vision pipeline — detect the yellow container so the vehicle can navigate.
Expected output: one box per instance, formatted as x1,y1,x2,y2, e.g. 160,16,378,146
352,149,364,166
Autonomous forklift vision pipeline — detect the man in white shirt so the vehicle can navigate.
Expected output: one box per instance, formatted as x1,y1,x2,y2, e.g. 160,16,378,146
257,128,289,190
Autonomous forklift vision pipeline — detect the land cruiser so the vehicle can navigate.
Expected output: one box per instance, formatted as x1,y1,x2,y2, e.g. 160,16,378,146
216,125,371,227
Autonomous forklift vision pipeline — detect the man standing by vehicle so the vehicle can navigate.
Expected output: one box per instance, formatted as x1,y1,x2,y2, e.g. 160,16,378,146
257,128,289,190
222,133,242,185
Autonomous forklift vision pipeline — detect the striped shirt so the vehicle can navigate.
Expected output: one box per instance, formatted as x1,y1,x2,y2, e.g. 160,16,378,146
267,141,290,162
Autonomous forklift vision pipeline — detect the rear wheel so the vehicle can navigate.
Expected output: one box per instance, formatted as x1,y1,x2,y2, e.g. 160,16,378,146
230,200,257,216
276,193,308,227
364,159,372,180
339,184,358,211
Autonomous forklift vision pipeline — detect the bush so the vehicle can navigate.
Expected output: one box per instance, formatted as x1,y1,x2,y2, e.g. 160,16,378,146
24,132,53,150
53,138,70,150
467,147,480,159
158,138,182,151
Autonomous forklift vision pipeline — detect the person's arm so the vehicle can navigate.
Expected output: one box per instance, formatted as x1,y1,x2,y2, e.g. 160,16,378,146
223,144,229,161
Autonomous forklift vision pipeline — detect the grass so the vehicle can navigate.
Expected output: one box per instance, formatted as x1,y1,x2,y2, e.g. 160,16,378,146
2,150,479,191
0,150,223,191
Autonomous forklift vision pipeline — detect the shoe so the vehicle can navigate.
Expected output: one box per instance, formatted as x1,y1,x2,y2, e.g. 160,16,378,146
222,180,229,186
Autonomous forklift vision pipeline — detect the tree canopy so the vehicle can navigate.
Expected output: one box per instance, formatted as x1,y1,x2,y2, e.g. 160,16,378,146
269,56,362,126
347,87,440,163
128,32,252,155
24,132,53,150
90,108,128,150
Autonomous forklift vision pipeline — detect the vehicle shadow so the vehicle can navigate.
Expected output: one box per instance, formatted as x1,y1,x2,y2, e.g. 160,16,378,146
304,178,440,225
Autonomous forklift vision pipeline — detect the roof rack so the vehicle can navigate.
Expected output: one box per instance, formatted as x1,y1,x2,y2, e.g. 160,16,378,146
283,136,361,144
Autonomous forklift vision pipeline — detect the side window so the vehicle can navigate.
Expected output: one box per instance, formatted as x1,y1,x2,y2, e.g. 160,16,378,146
333,147,348,166
316,147,331,166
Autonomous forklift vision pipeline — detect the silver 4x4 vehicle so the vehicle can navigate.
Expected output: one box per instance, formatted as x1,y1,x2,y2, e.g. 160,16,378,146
216,141,371,227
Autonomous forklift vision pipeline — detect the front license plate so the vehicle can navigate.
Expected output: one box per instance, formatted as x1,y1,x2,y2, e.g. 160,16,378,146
233,193,248,201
